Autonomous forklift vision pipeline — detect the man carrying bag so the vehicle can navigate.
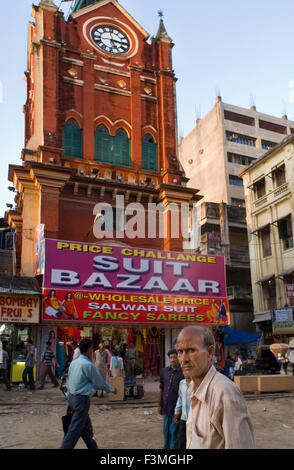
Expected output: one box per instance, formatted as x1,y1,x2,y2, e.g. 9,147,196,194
60,338,117,449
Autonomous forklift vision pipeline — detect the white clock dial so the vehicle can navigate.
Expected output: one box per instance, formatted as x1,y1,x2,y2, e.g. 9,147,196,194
91,25,130,55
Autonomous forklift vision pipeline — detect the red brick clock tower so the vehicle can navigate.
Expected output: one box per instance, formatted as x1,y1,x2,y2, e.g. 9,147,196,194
8,0,202,277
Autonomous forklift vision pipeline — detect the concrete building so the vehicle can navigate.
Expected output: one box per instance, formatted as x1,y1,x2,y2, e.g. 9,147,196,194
196,200,254,334
179,97,294,208
179,98,294,338
240,135,294,343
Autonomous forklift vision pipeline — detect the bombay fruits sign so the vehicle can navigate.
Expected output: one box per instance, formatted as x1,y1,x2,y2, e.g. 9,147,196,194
0,294,40,323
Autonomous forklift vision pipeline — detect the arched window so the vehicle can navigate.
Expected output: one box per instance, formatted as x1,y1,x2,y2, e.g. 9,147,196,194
62,118,83,158
94,124,112,162
142,134,158,171
113,128,130,166
94,125,130,166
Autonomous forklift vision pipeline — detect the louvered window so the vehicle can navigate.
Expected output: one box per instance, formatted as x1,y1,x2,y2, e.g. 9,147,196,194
142,134,158,171
62,119,83,158
95,126,131,166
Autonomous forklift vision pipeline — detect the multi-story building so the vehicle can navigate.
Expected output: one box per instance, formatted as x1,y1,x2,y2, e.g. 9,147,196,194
197,201,254,334
240,135,294,343
178,97,294,338
179,96,294,208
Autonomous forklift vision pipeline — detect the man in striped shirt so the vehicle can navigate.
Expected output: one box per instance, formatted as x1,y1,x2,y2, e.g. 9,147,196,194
38,341,60,389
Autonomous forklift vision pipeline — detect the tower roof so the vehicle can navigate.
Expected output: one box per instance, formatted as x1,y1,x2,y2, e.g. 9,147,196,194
155,13,172,42
72,0,101,13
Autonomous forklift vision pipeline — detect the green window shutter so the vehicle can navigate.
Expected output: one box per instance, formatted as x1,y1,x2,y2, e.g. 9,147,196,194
95,126,130,167
95,127,112,162
113,134,131,166
142,140,158,171
62,119,82,158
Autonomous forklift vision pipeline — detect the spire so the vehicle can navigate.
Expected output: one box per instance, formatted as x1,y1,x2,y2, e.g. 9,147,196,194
156,10,172,42
72,0,101,13
39,0,57,6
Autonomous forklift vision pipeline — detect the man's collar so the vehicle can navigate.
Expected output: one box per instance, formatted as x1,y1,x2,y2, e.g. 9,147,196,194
189,365,216,403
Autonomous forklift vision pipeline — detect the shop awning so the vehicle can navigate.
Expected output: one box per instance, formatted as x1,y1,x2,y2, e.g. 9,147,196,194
251,224,271,236
223,326,261,345
252,313,272,323
0,274,41,295
256,274,275,285
276,268,294,279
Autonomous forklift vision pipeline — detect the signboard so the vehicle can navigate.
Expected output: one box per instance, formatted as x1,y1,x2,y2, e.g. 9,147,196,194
42,239,230,325
274,308,293,322
285,284,294,298
0,294,40,323
207,232,221,243
273,321,294,334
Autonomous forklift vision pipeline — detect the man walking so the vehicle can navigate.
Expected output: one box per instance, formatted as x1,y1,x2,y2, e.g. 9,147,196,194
0,341,11,391
176,325,255,449
38,341,60,389
174,377,191,449
60,338,117,449
158,349,183,449
22,339,36,390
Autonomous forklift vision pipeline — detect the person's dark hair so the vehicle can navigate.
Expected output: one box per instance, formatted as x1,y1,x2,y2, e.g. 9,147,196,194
79,338,92,354
168,349,177,357
72,341,78,347
46,341,51,346
28,339,33,345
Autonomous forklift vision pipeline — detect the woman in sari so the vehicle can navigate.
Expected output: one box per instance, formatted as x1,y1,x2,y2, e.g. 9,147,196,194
61,292,79,320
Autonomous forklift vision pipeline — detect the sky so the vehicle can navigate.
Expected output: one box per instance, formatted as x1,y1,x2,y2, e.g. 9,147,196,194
1,0,294,217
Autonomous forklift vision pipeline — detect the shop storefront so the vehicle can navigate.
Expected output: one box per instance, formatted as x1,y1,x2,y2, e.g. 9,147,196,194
0,276,41,382
40,322,165,379
39,239,230,377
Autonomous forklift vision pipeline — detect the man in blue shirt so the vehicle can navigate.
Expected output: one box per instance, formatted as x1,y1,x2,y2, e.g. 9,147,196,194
60,338,117,449
22,340,36,390
174,377,191,449
158,349,183,449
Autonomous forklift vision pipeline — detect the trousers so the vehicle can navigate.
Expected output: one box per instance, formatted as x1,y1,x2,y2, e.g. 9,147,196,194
127,358,136,381
163,414,179,449
60,394,98,449
40,365,59,387
177,419,187,449
22,366,35,389
0,368,11,390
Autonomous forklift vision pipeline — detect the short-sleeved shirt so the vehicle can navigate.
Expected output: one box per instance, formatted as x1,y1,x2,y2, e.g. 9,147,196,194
160,365,183,417
43,350,55,366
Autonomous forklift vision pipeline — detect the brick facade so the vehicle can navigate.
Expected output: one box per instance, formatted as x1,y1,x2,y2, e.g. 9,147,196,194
7,0,202,276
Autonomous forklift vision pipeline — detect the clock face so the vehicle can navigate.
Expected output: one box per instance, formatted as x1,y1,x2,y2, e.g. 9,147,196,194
91,25,130,55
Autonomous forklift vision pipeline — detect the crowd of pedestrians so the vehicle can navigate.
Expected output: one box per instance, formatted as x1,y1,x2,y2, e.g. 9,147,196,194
0,326,257,449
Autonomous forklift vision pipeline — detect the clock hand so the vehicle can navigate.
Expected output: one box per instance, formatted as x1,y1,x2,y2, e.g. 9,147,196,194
110,38,128,45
